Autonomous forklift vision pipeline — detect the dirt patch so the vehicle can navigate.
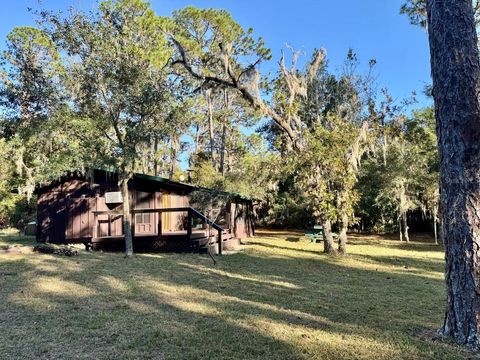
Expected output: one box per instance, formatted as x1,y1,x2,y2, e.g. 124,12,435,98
0,245,34,255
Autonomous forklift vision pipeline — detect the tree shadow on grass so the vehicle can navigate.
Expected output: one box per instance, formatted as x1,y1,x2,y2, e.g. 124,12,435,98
0,237,464,360
247,240,323,256
0,254,304,359
386,242,444,252
255,229,305,238
355,253,444,271
286,237,301,242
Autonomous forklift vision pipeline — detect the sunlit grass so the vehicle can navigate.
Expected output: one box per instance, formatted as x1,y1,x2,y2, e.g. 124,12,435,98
0,228,470,359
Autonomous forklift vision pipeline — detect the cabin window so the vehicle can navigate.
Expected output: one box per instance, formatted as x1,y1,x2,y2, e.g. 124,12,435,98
135,213,151,224
135,191,153,233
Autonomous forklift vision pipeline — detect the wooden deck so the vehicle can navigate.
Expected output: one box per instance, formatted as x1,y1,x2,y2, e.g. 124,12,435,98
91,227,236,253
92,207,231,254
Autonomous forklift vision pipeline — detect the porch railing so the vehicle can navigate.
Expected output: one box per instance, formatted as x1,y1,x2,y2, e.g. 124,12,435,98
92,207,224,254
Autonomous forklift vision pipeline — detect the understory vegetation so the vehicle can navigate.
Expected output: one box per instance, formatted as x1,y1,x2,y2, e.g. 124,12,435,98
0,228,469,360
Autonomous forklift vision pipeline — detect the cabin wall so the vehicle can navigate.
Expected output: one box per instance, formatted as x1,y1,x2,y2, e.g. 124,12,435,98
37,178,96,243
161,193,189,232
95,196,123,238
36,171,254,244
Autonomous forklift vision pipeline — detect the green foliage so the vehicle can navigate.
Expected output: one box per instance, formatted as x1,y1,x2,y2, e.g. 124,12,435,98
356,107,439,233
170,6,271,74
190,133,275,202
400,0,428,28
259,50,376,238
0,139,36,228
40,0,173,176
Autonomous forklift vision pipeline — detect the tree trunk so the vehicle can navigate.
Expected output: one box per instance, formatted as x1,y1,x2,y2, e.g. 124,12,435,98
220,88,229,176
382,131,388,167
427,0,480,347
322,219,336,254
219,123,227,176
438,205,444,246
153,138,159,176
433,205,438,245
207,90,216,167
401,211,409,243
338,213,348,254
169,135,178,180
121,176,133,257
398,217,403,242
194,123,200,155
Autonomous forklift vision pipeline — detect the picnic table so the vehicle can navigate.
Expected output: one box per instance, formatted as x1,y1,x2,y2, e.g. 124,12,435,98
305,225,325,243
305,225,338,243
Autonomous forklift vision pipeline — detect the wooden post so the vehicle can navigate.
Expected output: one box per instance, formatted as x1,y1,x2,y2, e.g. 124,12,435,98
158,210,162,238
131,212,135,238
93,212,98,239
218,229,222,255
187,209,192,239
108,214,111,237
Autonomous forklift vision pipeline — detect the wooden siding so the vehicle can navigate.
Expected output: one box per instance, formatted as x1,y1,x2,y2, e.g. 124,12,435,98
65,198,95,240
161,192,189,232
35,170,254,245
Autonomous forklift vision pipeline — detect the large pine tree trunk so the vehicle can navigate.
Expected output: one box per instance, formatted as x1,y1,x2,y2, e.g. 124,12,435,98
427,0,480,347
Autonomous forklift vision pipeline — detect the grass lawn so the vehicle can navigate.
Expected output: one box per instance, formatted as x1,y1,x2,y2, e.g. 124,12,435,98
0,228,474,359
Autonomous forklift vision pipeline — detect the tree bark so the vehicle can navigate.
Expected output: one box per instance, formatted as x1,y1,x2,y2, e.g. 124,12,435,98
427,0,480,347
438,204,444,245
398,217,403,242
219,123,227,176
433,204,438,245
338,213,348,254
153,137,159,177
121,175,133,257
401,211,409,243
207,89,216,167
194,123,200,155
219,88,230,176
169,135,178,180
322,219,336,254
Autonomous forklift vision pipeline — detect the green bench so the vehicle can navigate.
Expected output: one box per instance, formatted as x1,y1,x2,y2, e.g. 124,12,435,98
305,225,325,243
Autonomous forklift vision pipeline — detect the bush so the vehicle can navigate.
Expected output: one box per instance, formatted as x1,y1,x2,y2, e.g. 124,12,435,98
33,243,78,256
0,194,36,229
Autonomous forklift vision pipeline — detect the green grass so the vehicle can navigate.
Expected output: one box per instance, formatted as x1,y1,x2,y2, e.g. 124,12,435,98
0,228,475,359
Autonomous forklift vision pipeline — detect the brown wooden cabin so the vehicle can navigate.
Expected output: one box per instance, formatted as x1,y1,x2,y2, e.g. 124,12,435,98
35,169,254,253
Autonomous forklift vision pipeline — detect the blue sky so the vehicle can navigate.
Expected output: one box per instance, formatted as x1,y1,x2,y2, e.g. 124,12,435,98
1,0,431,108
